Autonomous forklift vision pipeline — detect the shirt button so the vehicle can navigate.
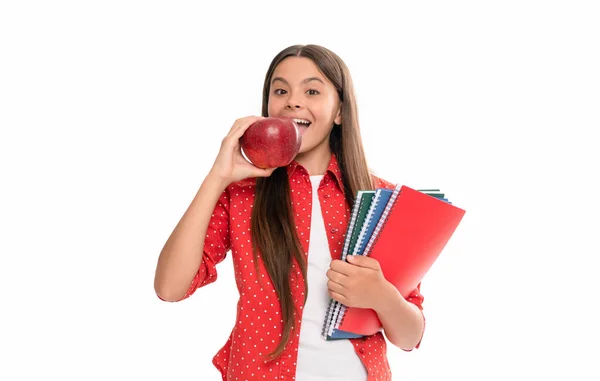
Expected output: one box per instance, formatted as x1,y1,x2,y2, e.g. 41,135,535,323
330,228,338,234
359,348,365,354
324,194,331,198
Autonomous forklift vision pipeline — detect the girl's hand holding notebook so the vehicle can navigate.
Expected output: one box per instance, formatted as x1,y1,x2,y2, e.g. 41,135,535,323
326,255,389,310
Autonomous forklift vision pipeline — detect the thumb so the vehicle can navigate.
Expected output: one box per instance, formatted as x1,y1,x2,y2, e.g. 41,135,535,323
347,255,378,269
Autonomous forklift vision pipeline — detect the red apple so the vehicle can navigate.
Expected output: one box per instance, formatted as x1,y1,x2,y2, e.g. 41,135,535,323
240,117,302,168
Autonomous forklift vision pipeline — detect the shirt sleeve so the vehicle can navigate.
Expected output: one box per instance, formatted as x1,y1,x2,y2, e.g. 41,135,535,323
176,187,231,301
403,282,426,351
372,175,395,190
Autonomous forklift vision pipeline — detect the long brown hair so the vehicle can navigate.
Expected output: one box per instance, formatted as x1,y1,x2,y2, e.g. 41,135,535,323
251,44,374,360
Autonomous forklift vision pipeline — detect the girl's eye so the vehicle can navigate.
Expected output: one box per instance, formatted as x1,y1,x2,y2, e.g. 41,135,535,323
274,89,287,95
307,89,320,95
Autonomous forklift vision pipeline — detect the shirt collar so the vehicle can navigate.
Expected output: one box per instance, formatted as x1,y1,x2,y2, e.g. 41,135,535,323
286,153,345,196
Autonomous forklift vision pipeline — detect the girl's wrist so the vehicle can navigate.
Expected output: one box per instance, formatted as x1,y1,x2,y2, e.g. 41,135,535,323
205,170,231,191
373,279,405,314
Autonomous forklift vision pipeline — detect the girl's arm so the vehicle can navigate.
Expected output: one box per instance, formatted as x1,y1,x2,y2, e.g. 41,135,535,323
328,256,425,350
374,282,425,351
154,116,275,302
153,173,229,302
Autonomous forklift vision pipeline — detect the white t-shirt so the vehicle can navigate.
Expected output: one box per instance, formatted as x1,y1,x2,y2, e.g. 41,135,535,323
295,175,367,381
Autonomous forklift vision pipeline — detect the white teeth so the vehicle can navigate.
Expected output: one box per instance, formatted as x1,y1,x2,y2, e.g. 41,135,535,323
293,118,311,126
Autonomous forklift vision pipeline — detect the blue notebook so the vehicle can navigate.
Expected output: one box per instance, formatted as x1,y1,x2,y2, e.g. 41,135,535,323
323,187,455,340
322,190,375,340
324,188,396,339
353,188,394,256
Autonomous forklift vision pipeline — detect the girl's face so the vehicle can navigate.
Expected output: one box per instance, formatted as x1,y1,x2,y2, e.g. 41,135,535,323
267,56,342,156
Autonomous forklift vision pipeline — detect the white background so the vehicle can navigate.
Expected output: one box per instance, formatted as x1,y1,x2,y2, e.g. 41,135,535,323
1,1,599,380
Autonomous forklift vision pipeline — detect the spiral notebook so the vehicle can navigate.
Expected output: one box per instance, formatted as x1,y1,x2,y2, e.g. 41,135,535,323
322,187,394,339
321,190,374,339
321,184,465,340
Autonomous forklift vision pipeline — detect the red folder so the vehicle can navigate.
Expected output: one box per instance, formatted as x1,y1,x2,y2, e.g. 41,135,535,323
336,185,466,336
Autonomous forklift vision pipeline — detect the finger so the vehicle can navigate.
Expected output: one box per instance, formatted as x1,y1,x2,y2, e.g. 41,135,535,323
327,279,346,295
326,269,347,285
346,255,380,270
227,116,259,134
330,259,354,275
328,290,347,305
229,116,264,140
222,117,264,148
224,118,245,139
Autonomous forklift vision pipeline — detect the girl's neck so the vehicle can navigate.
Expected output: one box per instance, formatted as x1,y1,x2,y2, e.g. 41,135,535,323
294,146,332,176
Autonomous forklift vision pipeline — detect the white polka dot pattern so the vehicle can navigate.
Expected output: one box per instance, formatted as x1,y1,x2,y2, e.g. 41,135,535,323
176,154,425,381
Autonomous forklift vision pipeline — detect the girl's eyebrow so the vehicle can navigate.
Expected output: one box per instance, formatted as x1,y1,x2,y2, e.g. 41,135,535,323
272,77,325,85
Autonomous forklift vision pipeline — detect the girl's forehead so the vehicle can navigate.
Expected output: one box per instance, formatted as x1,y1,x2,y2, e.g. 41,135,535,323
272,57,325,82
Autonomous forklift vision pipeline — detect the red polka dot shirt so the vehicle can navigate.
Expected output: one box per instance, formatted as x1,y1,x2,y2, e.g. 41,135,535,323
176,154,425,380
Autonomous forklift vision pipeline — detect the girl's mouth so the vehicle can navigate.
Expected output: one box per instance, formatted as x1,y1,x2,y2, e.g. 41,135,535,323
293,118,312,128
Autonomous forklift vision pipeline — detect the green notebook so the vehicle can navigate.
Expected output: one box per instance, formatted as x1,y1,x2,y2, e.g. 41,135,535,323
323,190,375,339
342,191,375,261
418,189,450,203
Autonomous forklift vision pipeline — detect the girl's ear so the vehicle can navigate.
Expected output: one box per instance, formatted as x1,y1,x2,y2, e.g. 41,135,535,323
334,104,342,125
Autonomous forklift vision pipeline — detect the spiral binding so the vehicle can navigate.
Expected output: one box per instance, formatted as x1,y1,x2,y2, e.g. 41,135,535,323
321,191,365,339
340,192,363,259
326,190,386,338
363,184,402,256
321,298,336,339
331,184,403,337
327,195,372,337
353,189,385,256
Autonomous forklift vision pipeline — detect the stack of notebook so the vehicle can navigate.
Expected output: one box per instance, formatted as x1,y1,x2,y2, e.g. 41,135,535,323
321,184,466,340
